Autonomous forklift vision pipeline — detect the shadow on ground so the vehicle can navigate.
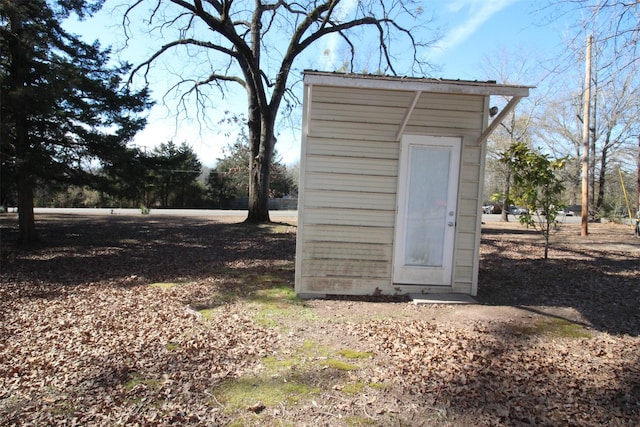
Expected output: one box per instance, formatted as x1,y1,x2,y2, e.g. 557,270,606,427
2,214,638,337
0,213,295,301
478,224,640,336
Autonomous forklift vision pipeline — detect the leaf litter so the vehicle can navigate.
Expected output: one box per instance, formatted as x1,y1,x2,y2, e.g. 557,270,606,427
1,214,639,425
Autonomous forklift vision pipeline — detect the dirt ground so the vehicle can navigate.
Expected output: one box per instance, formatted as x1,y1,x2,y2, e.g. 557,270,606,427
1,213,639,426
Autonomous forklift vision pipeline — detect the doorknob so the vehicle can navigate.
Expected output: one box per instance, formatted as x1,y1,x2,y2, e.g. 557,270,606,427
448,221,454,227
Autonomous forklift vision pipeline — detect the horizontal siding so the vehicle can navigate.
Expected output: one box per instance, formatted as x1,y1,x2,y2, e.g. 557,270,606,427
452,280,473,294
309,119,397,141
455,267,474,279
306,136,399,160
305,155,398,176
460,181,481,199
406,109,483,130
461,164,481,182
301,242,392,261
457,215,478,233
301,259,391,278
303,208,395,228
304,190,396,210
462,146,482,163
303,225,394,244
455,248,474,267
300,277,392,294
305,172,397,194
311,86,414,108
416,92,485,112
456,232,475,249
406,93,485,131
459,199,480,217
310,102,405,125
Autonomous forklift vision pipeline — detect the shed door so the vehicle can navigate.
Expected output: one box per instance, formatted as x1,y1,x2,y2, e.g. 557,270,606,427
393,135,461,285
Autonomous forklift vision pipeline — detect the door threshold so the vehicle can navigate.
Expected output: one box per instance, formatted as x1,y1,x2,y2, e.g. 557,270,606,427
409,293,477,305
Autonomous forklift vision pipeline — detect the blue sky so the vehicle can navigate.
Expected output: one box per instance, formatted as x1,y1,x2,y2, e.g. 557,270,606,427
430,0,562,79
65,0,574,167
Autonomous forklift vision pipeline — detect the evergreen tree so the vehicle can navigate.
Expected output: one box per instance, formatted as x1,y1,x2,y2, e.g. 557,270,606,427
501,142,567,259
0,0,151,243
147,141,202,208
207,132,294,207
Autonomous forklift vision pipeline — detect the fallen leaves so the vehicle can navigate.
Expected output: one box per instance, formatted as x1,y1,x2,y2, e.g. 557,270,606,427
349,317,640,425
0,281,279,425
1,215,639,425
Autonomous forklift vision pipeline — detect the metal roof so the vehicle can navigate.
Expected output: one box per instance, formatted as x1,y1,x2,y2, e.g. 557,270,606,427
303,70,532,97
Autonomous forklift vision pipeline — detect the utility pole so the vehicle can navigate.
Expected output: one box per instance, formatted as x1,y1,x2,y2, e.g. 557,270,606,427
581,35,592,236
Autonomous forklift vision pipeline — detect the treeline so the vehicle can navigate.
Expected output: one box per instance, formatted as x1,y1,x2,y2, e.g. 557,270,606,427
27,138,297,210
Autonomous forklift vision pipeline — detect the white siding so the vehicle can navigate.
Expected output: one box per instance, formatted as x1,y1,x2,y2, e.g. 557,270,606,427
295,82,488,297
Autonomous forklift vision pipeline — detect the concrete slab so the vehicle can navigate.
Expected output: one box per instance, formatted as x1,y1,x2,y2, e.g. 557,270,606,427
409,293,478,305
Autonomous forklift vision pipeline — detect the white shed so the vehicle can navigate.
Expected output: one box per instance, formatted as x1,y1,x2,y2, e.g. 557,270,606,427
295,71,531,298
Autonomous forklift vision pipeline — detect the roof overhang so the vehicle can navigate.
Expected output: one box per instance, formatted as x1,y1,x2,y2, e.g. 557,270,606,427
303,71,533,143
303,71,531,97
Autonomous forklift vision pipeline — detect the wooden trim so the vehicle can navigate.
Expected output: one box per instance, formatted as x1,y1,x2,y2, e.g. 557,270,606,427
476,96,523,145
396,91,422,141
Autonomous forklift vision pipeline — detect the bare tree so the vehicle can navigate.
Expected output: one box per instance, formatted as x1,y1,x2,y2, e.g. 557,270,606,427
537,62,639,217
591,69,639,211
538,1,640,218
124,0,437,222
535,92,583,206
481,48,544,221
549,1,639,76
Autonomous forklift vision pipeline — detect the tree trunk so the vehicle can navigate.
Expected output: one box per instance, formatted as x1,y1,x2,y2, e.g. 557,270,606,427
501,168,511,222
17,175,38,244
8,3,38,244
247,124,273,223
596,147,607,211
543,220,550,260
246,112,274,223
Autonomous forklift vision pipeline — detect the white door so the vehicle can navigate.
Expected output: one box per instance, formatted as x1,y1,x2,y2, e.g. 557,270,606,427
393,135,461,286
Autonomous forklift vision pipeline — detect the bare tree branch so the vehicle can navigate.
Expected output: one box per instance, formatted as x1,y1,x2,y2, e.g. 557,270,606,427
122,0,439,221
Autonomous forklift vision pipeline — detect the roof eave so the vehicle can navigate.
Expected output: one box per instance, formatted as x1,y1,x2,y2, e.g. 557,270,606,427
303,70,532,97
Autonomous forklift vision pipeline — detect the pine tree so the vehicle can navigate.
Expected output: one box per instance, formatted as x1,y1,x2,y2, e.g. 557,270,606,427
0,0,151,243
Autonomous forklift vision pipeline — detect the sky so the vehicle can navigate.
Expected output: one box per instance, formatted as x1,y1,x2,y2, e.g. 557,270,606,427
64,0,575,168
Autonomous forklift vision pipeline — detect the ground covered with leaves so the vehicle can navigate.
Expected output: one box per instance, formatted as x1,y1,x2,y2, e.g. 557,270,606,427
1,213,639,426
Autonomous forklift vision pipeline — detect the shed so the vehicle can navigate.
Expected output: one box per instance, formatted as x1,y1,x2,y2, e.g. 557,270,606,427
294,71,531,298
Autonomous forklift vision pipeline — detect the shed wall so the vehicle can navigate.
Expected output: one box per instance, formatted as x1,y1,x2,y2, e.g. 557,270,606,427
295,84,487,296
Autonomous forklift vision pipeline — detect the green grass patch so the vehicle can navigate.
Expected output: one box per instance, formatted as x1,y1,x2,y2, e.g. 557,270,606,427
262,340,332,372
213,375,319,411
198,308,216,320
337,349,375,359
192,283,316,327
342,381,366,395
165,342,180,352
321,359,360,371
213,339,374,419
511,318,592,338
249,285,317,328
252,284,301,305
262,355,297,370
148,282,184,290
